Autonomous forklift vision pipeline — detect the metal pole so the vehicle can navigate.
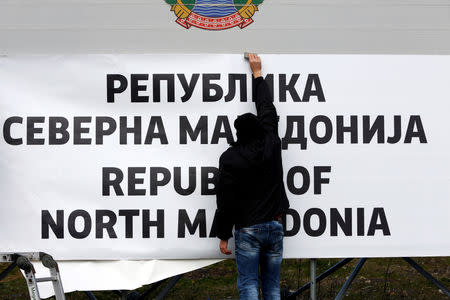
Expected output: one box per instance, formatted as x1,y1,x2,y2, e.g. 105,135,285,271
288,258,353,298
0,262,17,282
155,274,183,300
112,290,126,299
335,258,367,300
310,259,317,300
84,291,97,300
137,279,167,299
403,257,450,297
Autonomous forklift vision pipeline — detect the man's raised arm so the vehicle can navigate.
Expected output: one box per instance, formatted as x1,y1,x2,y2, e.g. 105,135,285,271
248,54,278,135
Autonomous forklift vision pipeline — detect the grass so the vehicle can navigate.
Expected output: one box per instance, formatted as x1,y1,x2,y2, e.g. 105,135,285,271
0,257,449,299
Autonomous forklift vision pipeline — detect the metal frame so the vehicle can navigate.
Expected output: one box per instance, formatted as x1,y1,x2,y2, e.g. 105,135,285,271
287,258,354,299
334,258,367,300
3,255,449,299
287,258,450,300
402,257,450,297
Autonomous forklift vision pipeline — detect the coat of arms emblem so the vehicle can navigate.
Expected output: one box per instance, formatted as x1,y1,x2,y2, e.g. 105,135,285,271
164,0,264,30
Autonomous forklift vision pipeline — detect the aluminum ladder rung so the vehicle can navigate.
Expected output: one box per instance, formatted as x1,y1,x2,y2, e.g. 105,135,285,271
36,276,58,282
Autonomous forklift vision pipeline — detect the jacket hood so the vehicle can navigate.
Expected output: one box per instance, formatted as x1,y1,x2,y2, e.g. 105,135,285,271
233,113,264,144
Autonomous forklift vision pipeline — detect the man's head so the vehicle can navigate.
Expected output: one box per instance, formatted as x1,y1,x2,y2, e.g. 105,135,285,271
234,113,264,144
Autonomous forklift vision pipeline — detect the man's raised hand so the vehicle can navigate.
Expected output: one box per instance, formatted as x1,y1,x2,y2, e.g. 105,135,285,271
249,53,262,78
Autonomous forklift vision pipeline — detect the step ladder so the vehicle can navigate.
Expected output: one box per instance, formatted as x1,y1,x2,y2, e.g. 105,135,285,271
0,252,66,300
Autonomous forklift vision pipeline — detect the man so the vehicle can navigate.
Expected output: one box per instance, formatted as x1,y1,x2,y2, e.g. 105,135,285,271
211,54,290,300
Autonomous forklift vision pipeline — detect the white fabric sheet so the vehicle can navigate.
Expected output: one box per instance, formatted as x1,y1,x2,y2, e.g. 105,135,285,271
31,259,222,299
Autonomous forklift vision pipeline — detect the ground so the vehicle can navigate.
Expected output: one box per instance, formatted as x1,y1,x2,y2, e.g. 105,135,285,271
0,257,449,299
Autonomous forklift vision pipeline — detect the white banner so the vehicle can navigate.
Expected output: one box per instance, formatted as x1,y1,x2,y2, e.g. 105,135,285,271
0,54,449,260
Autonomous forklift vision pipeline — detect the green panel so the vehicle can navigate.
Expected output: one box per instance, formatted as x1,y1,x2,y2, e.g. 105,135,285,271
164,0,194,11
233,0,264,7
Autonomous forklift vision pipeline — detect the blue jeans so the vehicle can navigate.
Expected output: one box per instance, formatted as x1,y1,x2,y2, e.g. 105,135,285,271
234,220,284,300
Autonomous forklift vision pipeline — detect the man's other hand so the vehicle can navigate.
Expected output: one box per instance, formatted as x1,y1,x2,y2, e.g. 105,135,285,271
219,239,232,255
249,53,262,78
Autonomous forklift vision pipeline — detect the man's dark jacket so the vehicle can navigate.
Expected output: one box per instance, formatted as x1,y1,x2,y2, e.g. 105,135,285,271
211,76,290,241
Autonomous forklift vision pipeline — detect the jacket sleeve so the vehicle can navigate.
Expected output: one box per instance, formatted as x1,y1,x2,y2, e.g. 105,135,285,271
211,154,236,241
254,76,278,135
